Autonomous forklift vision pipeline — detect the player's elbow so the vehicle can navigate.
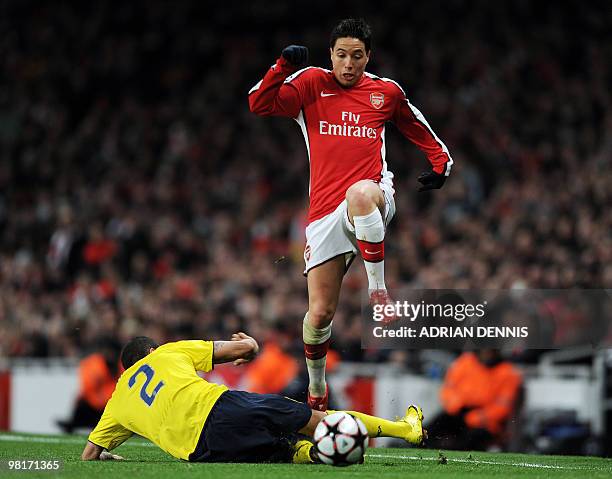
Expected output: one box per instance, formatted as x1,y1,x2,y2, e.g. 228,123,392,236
249,104,268,116
248,97,272,116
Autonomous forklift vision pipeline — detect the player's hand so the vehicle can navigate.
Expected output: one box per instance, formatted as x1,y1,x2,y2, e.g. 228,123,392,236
417,170,447,192
99,451,124,461
281,45,309,68
231,332,259,365
231,332,256,343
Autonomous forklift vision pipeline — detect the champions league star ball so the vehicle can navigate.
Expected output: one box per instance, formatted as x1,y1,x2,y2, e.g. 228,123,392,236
313,412,368,466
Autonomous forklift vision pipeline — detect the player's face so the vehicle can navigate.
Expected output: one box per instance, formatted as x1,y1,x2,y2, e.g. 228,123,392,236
330,38,370,88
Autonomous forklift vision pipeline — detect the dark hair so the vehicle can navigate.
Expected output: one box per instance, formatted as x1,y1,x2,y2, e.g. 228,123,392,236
330,18,372,52
120,336,159,369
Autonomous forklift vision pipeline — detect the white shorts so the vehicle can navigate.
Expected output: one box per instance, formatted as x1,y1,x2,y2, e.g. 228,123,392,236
303,182,396,275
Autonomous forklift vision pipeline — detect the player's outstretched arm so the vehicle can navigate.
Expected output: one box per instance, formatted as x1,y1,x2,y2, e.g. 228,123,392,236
248,45,308,118
213,332,259,365
81,441,124,461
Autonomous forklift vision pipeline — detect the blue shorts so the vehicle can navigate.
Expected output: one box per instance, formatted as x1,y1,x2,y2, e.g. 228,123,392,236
189,390,312,463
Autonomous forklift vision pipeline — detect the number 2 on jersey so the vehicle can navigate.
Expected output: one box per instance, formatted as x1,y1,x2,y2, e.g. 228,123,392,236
128,364,165,406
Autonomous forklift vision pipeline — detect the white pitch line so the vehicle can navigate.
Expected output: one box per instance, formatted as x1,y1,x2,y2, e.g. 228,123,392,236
366,453,609,471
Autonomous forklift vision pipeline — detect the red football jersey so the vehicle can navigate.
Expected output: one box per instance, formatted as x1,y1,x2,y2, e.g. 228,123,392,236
249,57,453,223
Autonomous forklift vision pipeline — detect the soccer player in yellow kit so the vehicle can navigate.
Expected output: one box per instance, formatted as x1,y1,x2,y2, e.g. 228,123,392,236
81,333,425,463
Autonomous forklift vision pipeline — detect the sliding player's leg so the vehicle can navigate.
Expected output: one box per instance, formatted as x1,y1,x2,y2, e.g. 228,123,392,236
299,406,425,446
304,257,345,410
330,406,425,445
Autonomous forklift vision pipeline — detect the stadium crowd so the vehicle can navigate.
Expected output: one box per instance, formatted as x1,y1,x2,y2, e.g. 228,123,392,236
0,1,610,361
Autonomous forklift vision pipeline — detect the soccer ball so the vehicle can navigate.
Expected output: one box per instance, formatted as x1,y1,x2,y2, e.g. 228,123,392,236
313,412,368,466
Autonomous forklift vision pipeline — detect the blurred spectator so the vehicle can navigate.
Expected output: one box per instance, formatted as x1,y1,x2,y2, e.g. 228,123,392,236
244,328,299,394
82,223,117,268
426,350,523,451
57,337,121,433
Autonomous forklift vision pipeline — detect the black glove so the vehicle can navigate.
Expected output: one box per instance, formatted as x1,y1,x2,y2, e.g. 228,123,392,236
417,170,447,192
281,45,309,68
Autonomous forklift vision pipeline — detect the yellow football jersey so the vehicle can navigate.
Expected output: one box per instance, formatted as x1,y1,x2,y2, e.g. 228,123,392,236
88,340,228,460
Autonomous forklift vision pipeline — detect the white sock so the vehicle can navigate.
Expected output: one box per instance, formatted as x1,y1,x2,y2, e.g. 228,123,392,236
354,208,386,291
305,358,326,397
303,313,332,397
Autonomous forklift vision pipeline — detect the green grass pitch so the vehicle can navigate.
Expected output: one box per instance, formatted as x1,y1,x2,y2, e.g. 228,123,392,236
0,433,610,479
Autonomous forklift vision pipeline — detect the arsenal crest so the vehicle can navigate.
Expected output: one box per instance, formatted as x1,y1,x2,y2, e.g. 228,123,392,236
370,92,385,109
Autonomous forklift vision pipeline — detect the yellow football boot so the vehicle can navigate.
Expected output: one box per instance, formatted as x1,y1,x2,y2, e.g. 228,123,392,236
399,405,426,445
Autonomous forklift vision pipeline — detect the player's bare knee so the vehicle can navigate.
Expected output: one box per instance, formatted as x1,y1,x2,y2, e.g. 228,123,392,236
308,305,335,328
346,181,382,214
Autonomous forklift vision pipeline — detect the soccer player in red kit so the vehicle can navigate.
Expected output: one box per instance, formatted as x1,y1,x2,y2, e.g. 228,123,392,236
249,19,453,410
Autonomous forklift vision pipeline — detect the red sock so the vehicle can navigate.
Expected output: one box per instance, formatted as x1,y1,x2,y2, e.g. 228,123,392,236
356,239,385,263
304,339,330,360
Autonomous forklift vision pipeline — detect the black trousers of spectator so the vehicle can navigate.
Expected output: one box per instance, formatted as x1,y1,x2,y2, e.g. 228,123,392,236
57,398,103,433
426,411,493,451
